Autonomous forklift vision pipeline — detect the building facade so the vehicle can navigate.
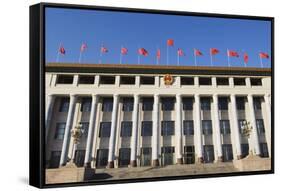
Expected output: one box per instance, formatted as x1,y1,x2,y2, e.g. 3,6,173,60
45,63,271,170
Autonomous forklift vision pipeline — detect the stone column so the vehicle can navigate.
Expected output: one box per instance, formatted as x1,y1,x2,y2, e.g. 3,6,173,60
59,94,77,166
213,94,223,161
264,94,271,157
247,94,261,156
84,94,99,167
107,94,119,168
152,94,160,166
45,94,55,142
175,94,183,164
194,94,203,163
130,94,140,167
230,94,242,159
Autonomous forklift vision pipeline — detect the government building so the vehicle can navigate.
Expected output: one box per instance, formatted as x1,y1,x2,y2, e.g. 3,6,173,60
45,63,271,182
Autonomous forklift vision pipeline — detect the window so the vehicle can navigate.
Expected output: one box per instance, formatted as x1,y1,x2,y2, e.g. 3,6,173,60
120,121,132,137
222,144,233,161
100,76,115,84
120,76,135,85
203,145,214,163
99,122,111,137
161,97,175,111
183,146,195,164
81,97,92,112
161,121,175,136
123,97,134,111
141,147,152,166
201,97,211,110
79,75,95,84
96,149,108,168
199,77,211,85
236,97,245,110
141,121,152,136
181,77,194,85
59,97,69,112
234,78,246,86
54,123,65,140
251,78,262,86
56,75,73,84
183,120,194,135
140,76,155,85
217,77,229,85
161,146,175,165
238,119,246,134
142,97,153,111
102,98,113,112
49,151,61,168
119,148,131,167
256,119,265,134
182,97,193,110
220,120,231,134
80,122,89,138
218,97,228,110
253,97,262,110
241,144,249,158
202,120,212,135
74,150,85,167
260,143,269,158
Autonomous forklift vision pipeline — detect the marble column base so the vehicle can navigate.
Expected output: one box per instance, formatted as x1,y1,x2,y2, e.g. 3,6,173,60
130,160,137,167
84,162,91,168
107,161,114,168
197,157,204,164
177,158,183,164
152,159,160,167
237,155,242,160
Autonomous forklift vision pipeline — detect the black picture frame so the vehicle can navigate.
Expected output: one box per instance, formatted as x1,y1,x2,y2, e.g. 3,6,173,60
30,2,274,188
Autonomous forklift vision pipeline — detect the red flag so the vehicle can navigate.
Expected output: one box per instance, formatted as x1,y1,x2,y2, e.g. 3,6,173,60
259,52,269,59
194,49,203,56
167,39,174,46
177,48,184,56
157,49,161,59
138,48,148,56
210,48,219,55
227,50,239,57
59,45,65,55
121,47,128,55
80,43,87,52
101,46,108,53
244,53,249,63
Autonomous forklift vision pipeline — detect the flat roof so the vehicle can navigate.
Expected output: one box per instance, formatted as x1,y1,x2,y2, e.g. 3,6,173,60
46,63,271,76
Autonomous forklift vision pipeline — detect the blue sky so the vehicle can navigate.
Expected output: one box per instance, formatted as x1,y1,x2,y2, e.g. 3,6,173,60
45,7,271,68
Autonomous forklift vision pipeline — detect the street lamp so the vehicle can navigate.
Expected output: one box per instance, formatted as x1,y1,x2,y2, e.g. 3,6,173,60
241,120,253,156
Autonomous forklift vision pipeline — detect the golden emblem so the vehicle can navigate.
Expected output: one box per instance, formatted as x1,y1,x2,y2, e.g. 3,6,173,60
164,74,173,86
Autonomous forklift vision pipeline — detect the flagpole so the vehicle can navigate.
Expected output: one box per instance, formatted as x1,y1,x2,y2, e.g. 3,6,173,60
56,42,62,62
177,52,179,66
166,45,169,66
99,42,103,64
157,46,159,65
260,56,263,68
227,49,230,67
78,51,82,63
120,46,122,64
194,49,197,66
210,49,213,66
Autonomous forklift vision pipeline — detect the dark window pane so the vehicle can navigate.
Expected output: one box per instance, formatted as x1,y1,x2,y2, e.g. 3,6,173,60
161,146,175,153
141,121,152,136
222,144,233,161
220,120,231,134
123,97,134,111
79,75,95,84
202,120,212,135
140,76,155,85
217,78,229,85
74,150,85,167
54,123,66,140
182,97,193,110
199,77,211,85
96,149,108,167
183,120,194,135
120,121,132,137
256,119,265,134
142,97,153,111
99,122,111,137
234,78,246,86
81,97,92,112
100,76,115,84
162,97,175,111
119,148,131,167
120,76,135,85
238,119,245,134
253,97,262,110
59,97,69,112
181,77,194,85
80,122,89,138
218,97,228,110
141,147,152,166
49,151,61,168
161,121,175,136
241,143,249,158
236,97,245,110
102,98,113,112
260,143,269,158
201,97,211,110
203,145,214,163
183,146,195,164
251,78,262,86
57,75,73,84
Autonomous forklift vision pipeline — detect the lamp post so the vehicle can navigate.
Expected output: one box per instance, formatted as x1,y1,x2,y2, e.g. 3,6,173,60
70,124,83,165
241,120,253,156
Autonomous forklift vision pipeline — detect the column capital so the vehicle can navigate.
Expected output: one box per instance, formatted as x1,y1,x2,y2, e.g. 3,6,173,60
176,94,182,98
264,93,271,98
69,94,77,98
113,94,119,99
213,94,218,98
134,94,140,98
247,94,253,99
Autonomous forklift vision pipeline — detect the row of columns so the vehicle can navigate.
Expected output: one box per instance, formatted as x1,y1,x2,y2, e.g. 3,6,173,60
45,93,271,168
